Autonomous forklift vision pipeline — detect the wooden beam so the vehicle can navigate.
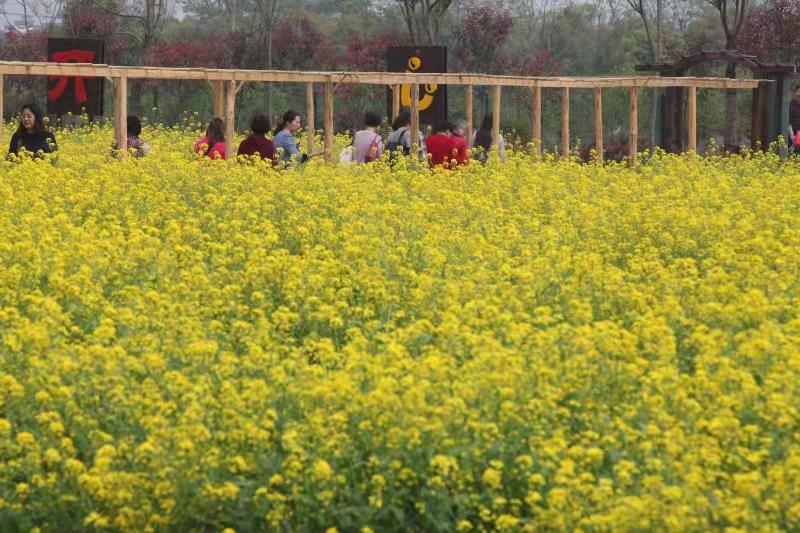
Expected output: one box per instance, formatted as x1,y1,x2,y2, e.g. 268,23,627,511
392,84,400,118
465,84,473,142
214,80,224,117
629,86,638,167
410,82,420,160
324,80,333,162
492,85,501,153
113,75,128,158
561,87,570,158
594,87,603,163
0,61,765,89
306,82,315,155
532,85,542,155
226,79,236,159
687,84,697,153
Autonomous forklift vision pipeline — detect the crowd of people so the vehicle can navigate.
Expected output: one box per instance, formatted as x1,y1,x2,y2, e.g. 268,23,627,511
6,102,506,167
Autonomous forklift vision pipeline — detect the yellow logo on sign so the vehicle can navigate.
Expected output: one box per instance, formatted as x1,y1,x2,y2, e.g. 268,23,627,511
400,56,438,111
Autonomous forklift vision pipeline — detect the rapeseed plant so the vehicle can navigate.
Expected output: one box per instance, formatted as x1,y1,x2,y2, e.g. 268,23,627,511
0,123,799,531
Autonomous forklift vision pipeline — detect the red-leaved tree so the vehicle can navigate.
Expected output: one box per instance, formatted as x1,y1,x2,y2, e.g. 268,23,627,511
63,1,128,62
740,0,800,64
0,30,48,115
335,30,408,131
273,13,331,70
453,4,513,74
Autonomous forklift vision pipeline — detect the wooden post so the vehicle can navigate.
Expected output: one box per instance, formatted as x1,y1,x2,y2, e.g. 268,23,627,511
113,75,128,158
410,82,420,159
113,77,120,153
594,87,603,163
324,80,334,162
750,81,768,150
561,87,570,157
492,85,502,153
629,86,638,167
306,82,315,155
466,84,473,142
532,85,542,155
225,79,236,159
214,80,224,118
392,84,401,119
687,84,697,154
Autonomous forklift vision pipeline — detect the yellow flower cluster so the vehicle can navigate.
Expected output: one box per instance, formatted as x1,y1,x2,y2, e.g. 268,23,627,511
1,124,799,531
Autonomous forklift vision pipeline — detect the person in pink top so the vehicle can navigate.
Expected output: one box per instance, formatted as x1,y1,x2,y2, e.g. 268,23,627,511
352,111,384,163
195,118,226,160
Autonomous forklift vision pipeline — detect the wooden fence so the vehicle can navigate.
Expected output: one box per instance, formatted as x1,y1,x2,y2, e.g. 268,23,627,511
0,61,762,164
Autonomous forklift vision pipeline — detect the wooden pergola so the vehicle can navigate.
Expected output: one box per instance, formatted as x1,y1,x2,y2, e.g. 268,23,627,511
0,60,762,164
638,50,796,151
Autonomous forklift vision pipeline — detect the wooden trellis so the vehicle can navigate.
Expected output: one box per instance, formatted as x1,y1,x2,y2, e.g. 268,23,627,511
0,60,762,164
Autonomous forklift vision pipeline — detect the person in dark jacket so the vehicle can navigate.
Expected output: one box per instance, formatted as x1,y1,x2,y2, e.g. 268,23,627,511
788,84,800,153
237,114,276,162
8,104,57,158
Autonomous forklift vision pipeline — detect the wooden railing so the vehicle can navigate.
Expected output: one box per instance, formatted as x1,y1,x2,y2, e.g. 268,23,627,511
0,61,762,164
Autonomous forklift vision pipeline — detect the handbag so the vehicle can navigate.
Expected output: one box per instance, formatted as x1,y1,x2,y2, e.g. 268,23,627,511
363,133,382,163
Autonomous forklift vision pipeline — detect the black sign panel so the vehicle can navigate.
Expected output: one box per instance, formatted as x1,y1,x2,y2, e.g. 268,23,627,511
47,38,105,116
386,46,447,126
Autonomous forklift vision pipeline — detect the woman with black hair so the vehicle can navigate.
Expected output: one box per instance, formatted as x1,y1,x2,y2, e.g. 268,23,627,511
273,110,317,166
126,116,151,158
470,114,506,163
353,111,384,163
385,108,426,159
237,114,276,162
8,104,57,158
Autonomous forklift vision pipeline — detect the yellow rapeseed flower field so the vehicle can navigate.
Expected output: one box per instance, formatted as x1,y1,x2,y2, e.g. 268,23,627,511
1,123,800,531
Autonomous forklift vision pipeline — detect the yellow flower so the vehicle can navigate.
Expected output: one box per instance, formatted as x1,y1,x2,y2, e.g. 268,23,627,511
313,459,334,482
0,123,798,531
496,514,520,530
482,467,503,490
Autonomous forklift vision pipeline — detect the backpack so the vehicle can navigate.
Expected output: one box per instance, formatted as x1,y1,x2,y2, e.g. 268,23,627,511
363,133,382,163
387,129,410,163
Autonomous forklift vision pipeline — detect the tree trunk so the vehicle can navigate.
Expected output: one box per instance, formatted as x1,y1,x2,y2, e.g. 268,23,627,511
651,0,663,150
724,59,738,151
229,0,237,32
266,26,273,120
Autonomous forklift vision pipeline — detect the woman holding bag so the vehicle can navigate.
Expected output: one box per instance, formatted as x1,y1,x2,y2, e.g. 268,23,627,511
352,111,384,164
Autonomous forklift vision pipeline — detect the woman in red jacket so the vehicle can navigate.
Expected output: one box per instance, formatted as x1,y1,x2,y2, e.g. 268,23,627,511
195,118,226,160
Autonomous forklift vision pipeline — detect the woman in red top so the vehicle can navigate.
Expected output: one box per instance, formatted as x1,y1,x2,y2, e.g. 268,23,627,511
195,118,226,160
237,114,276,162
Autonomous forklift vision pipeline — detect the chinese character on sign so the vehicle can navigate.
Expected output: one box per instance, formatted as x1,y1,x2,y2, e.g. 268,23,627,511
48,50,96,104
47,38,105,116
